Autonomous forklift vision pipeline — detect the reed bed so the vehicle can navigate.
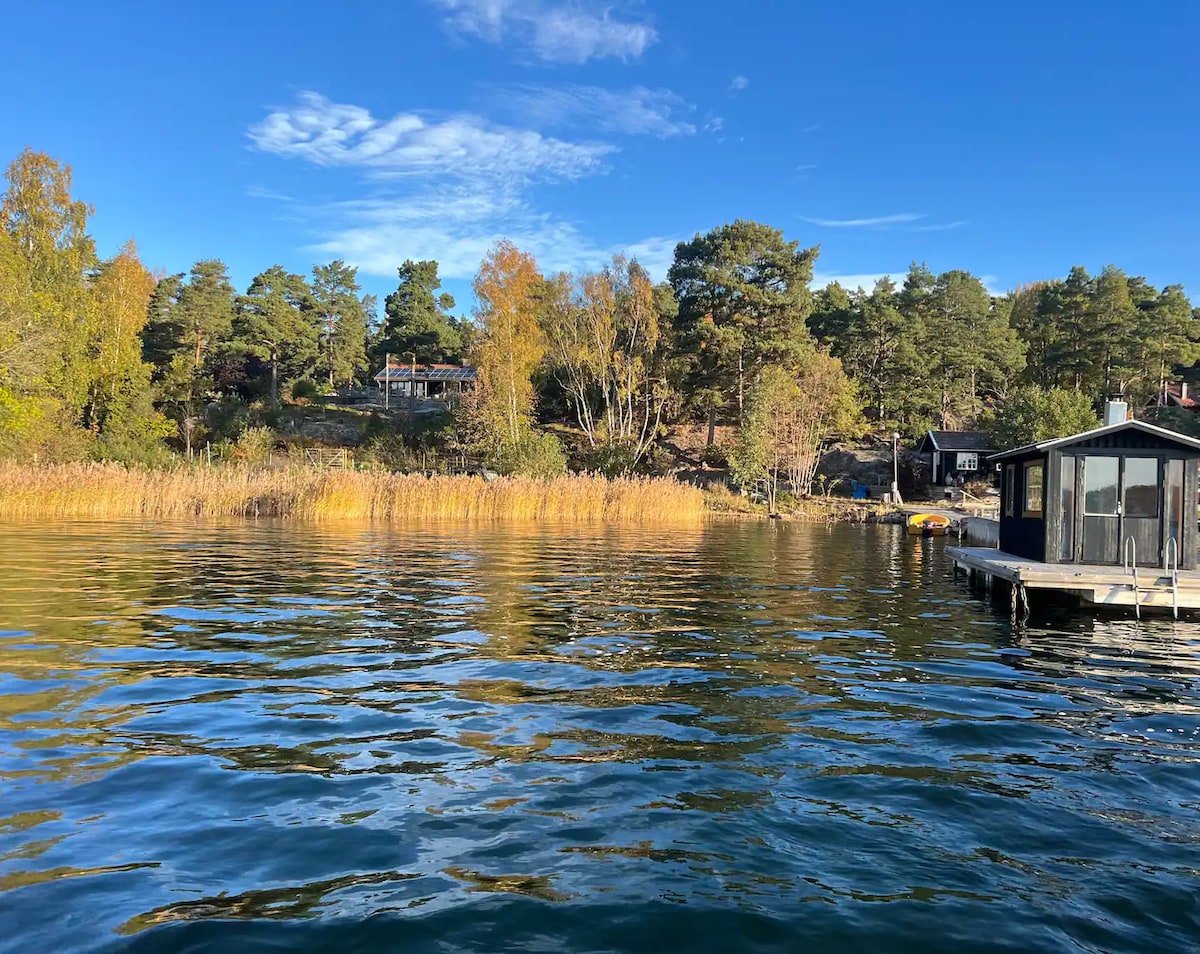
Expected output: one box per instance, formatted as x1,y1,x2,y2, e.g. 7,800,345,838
0,462,706,525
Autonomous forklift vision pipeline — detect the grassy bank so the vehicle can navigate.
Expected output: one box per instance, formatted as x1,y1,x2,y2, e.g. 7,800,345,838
0,463,705,525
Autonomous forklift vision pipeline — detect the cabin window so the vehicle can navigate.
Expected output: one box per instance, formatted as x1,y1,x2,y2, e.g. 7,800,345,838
1060,455,1076,560
1083,456,1119,515
956,452,979,472
1023,461,1044,516
1005,465,1015,517
1166,459,1184,557
1124,457,1159,518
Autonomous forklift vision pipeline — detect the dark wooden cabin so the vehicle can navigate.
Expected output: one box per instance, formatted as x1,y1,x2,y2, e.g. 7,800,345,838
992,420,1200,569
916,430,995,486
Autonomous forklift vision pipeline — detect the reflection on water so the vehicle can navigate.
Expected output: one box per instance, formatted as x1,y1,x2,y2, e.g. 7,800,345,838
0,520,1198,953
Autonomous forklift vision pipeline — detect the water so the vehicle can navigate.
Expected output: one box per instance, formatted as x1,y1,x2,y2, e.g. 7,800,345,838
0,520,1198,953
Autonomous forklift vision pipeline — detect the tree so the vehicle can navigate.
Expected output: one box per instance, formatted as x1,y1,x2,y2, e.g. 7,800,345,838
167,260,236,452
381,259,462,364
82,241,158,431
312,260,369,388
729,355,864,512
540,256,669,467
233,265,315,411
669,220,818,441
0,149,97,455
471,241,544,448
1089,265,1137,397
982,385,1099,449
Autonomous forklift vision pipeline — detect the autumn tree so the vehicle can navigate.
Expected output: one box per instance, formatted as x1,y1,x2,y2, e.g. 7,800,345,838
729,355,864,512
469,241,552,454
541,256,669,467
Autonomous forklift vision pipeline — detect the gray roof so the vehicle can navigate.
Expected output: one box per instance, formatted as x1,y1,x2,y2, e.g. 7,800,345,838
918,430,994,453
374,366,478,383
990,419,1200,461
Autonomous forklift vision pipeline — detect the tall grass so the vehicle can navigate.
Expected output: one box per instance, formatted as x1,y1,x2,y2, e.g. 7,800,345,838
0,462,705,525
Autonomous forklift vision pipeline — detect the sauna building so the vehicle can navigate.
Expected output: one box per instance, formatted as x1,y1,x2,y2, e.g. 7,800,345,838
991,418,1200,569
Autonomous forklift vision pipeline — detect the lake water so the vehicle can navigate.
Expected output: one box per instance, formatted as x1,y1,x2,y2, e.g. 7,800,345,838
0,520,1198,953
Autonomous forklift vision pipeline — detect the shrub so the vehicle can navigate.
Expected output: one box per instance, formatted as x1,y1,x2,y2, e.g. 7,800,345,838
495,430,568,477
234,426,275,464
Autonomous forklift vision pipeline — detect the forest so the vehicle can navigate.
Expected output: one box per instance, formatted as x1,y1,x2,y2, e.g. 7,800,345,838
2,147,1198,491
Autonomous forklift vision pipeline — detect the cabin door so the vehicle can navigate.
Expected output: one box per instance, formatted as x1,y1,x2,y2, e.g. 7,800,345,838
1078,456,1162,567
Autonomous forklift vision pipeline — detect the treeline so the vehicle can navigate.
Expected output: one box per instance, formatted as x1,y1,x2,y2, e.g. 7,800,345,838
2,147,1198,484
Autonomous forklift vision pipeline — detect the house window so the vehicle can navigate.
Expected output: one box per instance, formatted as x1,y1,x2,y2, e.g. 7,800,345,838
1023,461,1044,517
1005,465,1015,517
957,452,979,472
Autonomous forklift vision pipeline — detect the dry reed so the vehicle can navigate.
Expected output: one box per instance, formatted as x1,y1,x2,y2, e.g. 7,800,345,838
0,462,706,525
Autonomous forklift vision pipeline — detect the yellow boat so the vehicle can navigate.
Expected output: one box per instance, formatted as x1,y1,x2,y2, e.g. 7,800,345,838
907,513,952,537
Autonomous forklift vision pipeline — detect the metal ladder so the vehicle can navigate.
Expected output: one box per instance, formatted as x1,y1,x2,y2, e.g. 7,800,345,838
1123,537,1142,620
1165,537,1180,620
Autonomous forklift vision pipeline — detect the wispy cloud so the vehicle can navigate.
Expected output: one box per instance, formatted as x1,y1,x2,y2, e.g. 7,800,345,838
244,184,295,202
801,124,821,134
703,116,724,133
813,271,905,292
248,92,611,182
803,213,923,228
794,163,817,173
911,220,968,232
434,0,657,63
499,84,696,138
729,75,750,92
248,92,674,282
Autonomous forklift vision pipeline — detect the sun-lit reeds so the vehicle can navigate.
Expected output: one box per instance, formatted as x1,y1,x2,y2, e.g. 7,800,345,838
0,462,706,525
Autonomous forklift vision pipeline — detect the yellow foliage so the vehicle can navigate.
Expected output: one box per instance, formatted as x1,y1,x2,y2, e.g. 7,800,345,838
0,463,706,525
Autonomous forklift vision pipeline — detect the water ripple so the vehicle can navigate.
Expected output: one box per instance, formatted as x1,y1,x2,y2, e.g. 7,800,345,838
0,520,1197,953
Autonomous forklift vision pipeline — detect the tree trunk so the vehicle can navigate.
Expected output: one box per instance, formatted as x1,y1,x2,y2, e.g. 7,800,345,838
270,352,279,412
706,408,717,446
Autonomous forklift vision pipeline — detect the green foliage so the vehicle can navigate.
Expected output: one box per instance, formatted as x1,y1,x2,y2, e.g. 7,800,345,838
981,385,1100,449
381,260,464,364
494,429,568,477
669,220,818,427
234,426,275,464
311,260,370,388
232,264,315,410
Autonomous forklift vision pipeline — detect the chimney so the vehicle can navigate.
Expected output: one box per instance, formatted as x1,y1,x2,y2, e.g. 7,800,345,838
1103,399,1128,426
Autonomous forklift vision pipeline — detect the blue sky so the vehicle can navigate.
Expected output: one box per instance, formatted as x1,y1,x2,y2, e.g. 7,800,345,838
3,1,1198,307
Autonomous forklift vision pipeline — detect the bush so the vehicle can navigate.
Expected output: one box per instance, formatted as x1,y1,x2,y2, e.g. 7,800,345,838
494,430,568,477
290,379,321,405
234,426,276,464
700,442,730,468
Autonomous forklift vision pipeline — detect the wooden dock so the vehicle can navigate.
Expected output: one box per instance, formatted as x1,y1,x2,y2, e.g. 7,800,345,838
945,546,1200,616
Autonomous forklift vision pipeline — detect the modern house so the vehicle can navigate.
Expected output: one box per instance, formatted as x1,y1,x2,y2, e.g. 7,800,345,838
374,364,478,403
916,430,995,486
991,417,1200,569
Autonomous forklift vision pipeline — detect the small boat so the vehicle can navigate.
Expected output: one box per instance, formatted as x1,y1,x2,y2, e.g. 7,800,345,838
907,513,952,537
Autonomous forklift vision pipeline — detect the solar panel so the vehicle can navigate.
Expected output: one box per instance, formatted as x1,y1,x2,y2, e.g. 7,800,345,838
373,367,478,382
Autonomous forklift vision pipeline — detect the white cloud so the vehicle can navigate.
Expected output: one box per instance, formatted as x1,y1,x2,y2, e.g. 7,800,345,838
502,84,696,138
248,92,611,182
703,116,724,133
729,75,750,92
310,194,678,281
803,213,924,228
244,184,294,201
912,220,968,232
435,0,657,63
249,92,673,283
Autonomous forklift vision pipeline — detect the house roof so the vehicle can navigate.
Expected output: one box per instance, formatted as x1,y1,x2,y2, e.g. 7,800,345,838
917,430,994,453
990,419,1200,462
374,365,478,382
